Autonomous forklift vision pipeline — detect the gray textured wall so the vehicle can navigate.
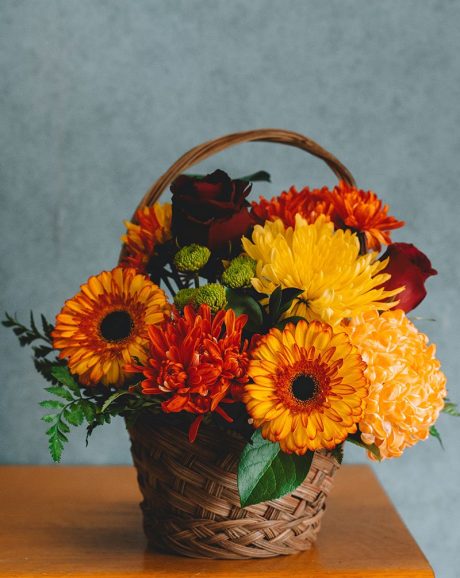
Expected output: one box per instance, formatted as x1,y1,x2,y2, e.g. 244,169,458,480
1,1,459,576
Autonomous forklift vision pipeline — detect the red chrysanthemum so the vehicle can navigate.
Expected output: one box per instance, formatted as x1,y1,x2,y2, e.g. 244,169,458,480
329,181,404,251
130,304,250,441
251,186,334,227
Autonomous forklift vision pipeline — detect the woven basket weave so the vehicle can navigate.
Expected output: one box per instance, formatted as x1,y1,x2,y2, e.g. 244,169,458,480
121,129,355,559
129,413,339,559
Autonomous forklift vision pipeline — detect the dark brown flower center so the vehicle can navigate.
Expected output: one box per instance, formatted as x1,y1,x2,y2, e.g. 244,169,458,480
100,310,133,342
291,374,318,402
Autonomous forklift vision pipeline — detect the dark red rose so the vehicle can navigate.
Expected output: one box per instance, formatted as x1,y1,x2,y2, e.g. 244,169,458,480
171,170,256,253
381,243,437,312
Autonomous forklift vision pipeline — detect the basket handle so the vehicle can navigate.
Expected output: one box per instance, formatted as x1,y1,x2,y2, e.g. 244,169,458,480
134,128,356,212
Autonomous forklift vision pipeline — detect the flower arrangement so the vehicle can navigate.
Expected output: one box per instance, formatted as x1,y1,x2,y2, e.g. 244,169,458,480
4,130,458,549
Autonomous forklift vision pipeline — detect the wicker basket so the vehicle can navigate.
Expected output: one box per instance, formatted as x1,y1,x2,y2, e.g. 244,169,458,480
121,129,355,559
128,413,339,559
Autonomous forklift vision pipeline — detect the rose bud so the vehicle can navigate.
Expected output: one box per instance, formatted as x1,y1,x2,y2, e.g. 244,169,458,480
171,170,256,254
381,243,437,312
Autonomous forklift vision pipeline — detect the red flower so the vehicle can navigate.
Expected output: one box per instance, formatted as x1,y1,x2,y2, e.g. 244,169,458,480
171,170,255,254
381,243,437,312
251,186,334,227
129,304,250,441
329,182,404,251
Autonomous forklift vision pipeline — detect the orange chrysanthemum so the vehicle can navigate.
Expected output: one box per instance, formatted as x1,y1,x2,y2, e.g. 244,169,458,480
244,320,368,454
251,186,334,227
344,310,447,460
131,304,250,441
52,267,170,387
120,203,172,272
330,181,404,251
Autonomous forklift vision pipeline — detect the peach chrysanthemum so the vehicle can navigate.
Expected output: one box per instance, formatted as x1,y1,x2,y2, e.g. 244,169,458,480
251,186,334,227
344,310,447,460
120,203,172,272
244,320,368,454
52,267,170,387
330,181,404,251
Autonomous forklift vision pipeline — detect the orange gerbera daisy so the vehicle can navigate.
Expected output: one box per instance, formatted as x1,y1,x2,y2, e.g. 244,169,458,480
251,186,334,227
329,181,404,251
130,304,250,441
120,203,172,272
244,320,368,454
344,310,447,460
52,267,170,387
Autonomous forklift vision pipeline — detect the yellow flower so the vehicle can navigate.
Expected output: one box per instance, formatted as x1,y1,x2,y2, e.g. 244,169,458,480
244,320,368,454
344,310,447,460
242,215,400,326
120,203,172,272
52,267,170,387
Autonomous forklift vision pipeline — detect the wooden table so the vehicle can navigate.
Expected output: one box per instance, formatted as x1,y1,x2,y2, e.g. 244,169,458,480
0,465,433,577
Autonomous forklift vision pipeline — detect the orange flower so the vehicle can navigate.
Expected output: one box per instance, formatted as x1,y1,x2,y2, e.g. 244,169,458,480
344,310,447,460
120,203,172,272
251,186,334,227
244,320,368,454
330,181,404,251
52,267,170,387
131,304,250,441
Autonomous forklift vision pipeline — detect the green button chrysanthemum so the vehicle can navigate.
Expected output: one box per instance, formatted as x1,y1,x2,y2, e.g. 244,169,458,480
221,255,256,289
174,244,211,273
193,283,227,314
173,287,197,310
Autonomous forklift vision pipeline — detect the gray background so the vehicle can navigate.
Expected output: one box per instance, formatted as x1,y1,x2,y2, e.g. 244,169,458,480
1,1,459,576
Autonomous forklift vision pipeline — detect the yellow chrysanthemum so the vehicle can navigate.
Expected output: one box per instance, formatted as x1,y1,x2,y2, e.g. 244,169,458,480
242,215,401,326
344,310,447,460
52,267,170,387
121,203,172,272
244,320,369,454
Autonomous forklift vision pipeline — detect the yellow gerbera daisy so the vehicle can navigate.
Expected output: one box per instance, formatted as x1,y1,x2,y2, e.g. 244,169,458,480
52,267,170,387
344,310,447,460
242,215,401,326
244,320,368,454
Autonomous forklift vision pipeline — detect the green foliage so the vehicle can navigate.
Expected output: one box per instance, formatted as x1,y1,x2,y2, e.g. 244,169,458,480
346,431,381,461
237,430,314,507
185,170,271,184
2,312,53,347
226,286,304,336
442,399,460,417
429,425,444,449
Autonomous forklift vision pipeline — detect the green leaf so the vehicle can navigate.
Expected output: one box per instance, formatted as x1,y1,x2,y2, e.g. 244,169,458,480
41,414,57,424
442,401,460,417
238,170,271,183
64,405,85,427
51,366,81,396
238,430,314,507
429,425,444,449
226,289,264,333
268,286,282,322
48,433,64,463
346,432,381,461
80,400,97,423
40,400,65,410
101,390,132,413
44,386,74,402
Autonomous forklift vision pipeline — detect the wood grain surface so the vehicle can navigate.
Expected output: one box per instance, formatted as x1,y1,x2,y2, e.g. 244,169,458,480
0,465,434,577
